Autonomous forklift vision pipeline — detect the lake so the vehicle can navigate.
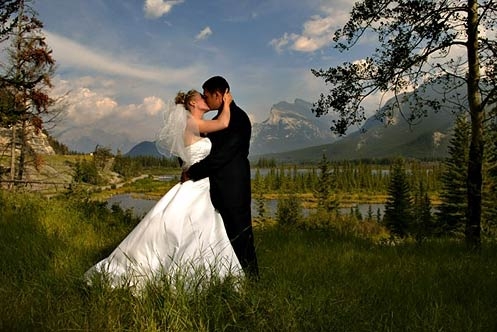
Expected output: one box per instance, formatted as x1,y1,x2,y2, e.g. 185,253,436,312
107,194,385,219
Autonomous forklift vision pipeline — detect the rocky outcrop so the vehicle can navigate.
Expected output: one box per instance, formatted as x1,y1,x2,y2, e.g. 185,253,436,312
0,125,55,155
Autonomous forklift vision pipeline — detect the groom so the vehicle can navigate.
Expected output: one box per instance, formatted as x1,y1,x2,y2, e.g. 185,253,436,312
183,76,259,279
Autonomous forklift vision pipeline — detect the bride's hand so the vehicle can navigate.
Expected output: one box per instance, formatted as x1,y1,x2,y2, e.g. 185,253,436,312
223,89,232,106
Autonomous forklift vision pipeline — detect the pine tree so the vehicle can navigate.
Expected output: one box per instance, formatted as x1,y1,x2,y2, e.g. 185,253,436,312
0,1,23,44
482,119,497,235
383,159,412,238
313,153,338,213
412,181,434,242
437,115,470,237
276,192,302,227
253,169,267,222
1,0,56,182
366,204,374,221
376,208,382,224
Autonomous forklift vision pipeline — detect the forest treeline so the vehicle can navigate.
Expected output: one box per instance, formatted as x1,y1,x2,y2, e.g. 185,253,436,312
52,113,497,242
251,115,497,242
251,160,442,194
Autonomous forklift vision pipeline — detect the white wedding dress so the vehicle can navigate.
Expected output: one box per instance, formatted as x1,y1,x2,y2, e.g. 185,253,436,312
84,137,243,289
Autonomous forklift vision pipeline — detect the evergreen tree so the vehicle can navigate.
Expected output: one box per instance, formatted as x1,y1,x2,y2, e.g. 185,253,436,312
93,145,113,171
412,181,434,242
482,119,497,235
255,157,276,168
313,153,338,213
353,205,362,221
252,169,267,222
383,159,412,238
1,0,56,182
73,159,100,185
437,115,470,237
276,192,302,227
0,0,23,44
112,151,139,178
376,208,382,224
44,129,69,155
366,204,374,222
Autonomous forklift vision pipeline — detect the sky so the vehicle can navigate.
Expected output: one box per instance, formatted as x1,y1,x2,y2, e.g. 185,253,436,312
32,0,368,152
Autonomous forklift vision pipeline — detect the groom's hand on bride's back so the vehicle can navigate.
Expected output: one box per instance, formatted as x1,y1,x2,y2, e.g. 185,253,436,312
180,170,190,183
178,157,190,183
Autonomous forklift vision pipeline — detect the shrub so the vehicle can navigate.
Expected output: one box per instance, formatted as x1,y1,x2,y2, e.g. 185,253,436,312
276,193,302,227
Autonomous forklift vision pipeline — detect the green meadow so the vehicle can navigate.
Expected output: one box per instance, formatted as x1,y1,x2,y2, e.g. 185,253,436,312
1,190,497,331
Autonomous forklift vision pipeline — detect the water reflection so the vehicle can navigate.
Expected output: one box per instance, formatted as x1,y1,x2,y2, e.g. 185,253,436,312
107,194,385,219
107,194,157,218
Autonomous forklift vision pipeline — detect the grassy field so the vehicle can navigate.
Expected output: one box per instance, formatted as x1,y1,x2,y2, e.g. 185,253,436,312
1,190,496,331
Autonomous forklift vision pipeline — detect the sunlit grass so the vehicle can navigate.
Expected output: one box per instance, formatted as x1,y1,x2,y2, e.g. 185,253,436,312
1,190,496,331
91,176,179,201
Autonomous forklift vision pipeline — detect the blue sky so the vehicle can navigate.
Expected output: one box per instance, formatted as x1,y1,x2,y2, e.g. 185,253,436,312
33,0,365,152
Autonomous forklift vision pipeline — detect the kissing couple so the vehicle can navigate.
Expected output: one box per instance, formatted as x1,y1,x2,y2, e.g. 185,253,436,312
85,76,259,289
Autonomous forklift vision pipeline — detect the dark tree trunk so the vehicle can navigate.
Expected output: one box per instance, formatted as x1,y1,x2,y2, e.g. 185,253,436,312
16,120,26,182
465,0,483,249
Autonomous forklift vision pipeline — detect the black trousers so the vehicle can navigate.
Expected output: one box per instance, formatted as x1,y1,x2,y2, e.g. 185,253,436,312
218,206,259,279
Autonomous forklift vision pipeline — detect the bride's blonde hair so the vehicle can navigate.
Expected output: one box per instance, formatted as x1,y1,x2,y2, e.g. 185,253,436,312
175,90,199,110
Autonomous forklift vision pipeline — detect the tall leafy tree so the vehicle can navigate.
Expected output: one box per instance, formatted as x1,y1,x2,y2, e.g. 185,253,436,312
1,0,56,181
383,159,412,238
437,115,470,236
312,0,497,248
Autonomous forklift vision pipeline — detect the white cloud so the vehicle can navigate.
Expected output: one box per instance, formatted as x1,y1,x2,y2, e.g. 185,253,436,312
269,33,294,53
302,14,337,36
52,80,167,143
144,0,184,19
143,96,166,116
292,35,325,53
271,4,351,53
44,31,206,85
59,87,117,126
195,26,213,41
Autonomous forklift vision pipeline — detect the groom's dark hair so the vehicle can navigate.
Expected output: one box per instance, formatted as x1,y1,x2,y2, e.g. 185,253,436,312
202,76,230,94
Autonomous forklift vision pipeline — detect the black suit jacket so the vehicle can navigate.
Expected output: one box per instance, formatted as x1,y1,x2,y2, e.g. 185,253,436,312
187,101,252,210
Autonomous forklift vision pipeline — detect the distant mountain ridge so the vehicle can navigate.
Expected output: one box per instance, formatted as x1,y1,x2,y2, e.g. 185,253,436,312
54,126,135,154
123,78,466,162
123,98,338,157
124,141,162,157
250,98,337,155
260,81,465,162
264,111,455,163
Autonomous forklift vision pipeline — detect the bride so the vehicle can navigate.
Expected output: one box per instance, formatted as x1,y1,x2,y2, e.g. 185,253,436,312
84,89,243,289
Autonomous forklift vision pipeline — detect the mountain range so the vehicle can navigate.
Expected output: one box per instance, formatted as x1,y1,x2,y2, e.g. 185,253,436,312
265,80,465,163
0,97,459,162
54,127,135,155
50,77,468,161
262,110,456,163
260,80,466,162
250,99,337,155
122,94,461,161
123,98,338,158
125,141,162,158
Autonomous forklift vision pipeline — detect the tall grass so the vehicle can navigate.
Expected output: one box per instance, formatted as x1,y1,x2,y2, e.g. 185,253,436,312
1,190,496,331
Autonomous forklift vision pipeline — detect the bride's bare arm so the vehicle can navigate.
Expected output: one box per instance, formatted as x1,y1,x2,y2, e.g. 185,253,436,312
196,90,232,134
